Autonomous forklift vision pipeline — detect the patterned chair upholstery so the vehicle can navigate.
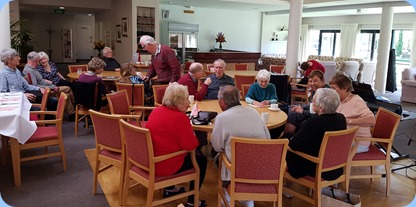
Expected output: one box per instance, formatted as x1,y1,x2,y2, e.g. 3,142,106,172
358,61,377,86
349,107,401,196
307,55,334,62
218,137,289,207
283,127,358,207
261,56,286,71
401,68,416,103
338,61,360,81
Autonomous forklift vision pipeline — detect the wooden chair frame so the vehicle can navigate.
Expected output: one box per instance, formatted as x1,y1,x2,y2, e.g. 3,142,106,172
68,64,88,73
269,65,285,74
349,107,401,196
115,83,155,121
234,63,248,71
241,84,251,100
283,127,359,207
218,137,289,207
152,84,168,107
290,78,309,105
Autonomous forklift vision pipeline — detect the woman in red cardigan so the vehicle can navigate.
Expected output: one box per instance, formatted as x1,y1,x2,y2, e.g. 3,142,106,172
145,82,207,207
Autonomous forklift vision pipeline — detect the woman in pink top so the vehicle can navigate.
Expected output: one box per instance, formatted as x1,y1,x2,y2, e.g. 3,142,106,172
330,74,375,153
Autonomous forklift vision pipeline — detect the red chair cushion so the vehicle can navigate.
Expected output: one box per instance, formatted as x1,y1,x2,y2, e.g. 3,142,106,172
26,127,58,143
100,149,122,161
130,165,195,182
352,144,386,161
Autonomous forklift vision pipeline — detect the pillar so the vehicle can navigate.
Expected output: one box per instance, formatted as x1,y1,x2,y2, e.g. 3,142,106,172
285,0,303,78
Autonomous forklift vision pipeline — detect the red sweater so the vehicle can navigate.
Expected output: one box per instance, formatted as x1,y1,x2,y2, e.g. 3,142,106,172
147,44,181,83
178,73,208,101
146,106,199,176
304,60,325,77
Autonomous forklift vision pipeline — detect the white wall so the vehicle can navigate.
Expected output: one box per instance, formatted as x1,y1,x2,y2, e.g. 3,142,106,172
261,13,289,54
160,4,262,52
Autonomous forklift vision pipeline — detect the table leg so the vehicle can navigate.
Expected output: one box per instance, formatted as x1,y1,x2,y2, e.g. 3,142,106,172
10,138,21,187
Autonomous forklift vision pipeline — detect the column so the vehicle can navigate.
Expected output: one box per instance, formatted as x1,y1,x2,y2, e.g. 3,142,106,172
285,0,303,78
374,3,393,94
0,2,10,69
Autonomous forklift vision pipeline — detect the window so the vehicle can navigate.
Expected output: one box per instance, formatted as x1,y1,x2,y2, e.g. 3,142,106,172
356,30,380,61
318,30,341,57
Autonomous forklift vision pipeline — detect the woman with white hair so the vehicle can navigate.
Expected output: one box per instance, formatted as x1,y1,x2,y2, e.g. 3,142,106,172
146,82,207,207
37,51,72,88
286,88,347,180
245,69,277,107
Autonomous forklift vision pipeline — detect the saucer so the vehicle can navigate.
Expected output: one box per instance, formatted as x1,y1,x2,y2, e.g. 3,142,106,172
268,107,280,111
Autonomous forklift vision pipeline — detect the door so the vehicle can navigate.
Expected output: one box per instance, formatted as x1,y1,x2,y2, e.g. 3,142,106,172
76,24,93,60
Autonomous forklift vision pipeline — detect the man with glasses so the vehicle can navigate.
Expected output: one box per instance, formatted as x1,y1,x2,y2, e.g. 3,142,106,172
101,47,120,71
139,35,181,84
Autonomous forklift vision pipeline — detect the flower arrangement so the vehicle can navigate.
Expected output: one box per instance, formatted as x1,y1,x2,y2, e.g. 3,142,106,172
215,32,226,43
93,40,105,51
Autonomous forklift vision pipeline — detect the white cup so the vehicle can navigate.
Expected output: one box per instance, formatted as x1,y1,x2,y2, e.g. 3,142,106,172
270,103,279,110
77,68,82,74
136,72,143,77
309,103,315,114
261,112,269,123
189,95,195,104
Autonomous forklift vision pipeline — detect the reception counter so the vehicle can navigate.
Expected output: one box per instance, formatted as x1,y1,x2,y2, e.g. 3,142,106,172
192,52,261,71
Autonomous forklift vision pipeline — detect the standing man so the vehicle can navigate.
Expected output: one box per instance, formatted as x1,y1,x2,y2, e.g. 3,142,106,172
205,59,234,99
139,35,181,84
211,85,270,207
178,62,211,101
101,47,120,71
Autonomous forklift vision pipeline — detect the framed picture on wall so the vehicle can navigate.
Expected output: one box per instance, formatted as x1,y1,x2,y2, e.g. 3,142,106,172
116,25,122,42
122,17,128,37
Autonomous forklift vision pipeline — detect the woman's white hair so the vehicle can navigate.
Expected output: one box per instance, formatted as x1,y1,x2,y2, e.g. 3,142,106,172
256,69,271,81
314,88,340,114
162,82,189,107
38,51,49,62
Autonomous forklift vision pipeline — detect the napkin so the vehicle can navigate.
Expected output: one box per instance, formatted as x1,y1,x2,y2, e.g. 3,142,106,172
191,102,200,117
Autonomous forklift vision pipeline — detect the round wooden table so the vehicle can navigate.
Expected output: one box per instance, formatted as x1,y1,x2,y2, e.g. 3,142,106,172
190,100,287,132
67,71,121,81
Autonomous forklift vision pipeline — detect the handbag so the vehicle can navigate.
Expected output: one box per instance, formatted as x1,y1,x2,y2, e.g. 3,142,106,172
191,111,218,125
322,187,361,207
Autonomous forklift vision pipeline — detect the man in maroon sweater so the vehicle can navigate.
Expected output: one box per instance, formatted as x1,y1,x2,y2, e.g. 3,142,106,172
178,62,211,101
139,35,181,84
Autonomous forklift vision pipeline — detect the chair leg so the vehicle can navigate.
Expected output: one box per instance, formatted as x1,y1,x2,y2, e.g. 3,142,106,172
122,170,130,207
10,138,21,187
146,186,155,207
118,159,125,206
59,140,67,171
75,112,79,137
1,136,8,166
93,153,100,195
385,163,391,196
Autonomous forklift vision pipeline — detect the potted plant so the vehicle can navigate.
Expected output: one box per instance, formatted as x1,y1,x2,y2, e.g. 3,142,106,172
10,19,35,62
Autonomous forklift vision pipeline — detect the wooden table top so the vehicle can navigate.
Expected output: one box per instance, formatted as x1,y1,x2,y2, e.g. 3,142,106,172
190,100,287,132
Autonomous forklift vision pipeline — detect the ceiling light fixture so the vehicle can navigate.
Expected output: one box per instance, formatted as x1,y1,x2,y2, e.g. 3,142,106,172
59,6,64,9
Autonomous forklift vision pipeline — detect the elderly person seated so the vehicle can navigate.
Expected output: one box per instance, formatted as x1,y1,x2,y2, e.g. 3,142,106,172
101,47,120,71
78,57,110,97
286,88,346,180
283,70,329,137
37,51,72,88
118,62,153,101
330,74,375,153
178,62,212,101
245,69,277,107
146,82,207,207
205,59,234,100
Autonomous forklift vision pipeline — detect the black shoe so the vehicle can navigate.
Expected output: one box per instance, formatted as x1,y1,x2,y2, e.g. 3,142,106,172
186,200,207,207
162,187,186,198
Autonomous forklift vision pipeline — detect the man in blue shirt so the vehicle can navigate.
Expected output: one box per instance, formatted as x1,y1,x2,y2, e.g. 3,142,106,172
205,59,234,99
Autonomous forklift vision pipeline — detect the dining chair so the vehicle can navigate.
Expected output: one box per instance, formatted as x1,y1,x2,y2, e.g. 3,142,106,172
269,65,285,74
30,87,51,121
234,74,256,99
106,90,154,127
13,93,68,185
204,70,215,77
206,64,214,72
115,83,155,120
234,63,248,71
68,64,88,73
74,81,107,137
283,127,358,207
152,84,168,107
218,137,289,207
290,78,309,105
119,119,200,207
241,84,251,100
349,107,401,196
184,61,193,73
89,110,125,205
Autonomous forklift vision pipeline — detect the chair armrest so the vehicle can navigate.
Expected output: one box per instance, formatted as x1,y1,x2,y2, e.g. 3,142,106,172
288,147,319,163
30,111,57,116
34,119,60,125
153,150,190,163
355,137,392,144
119,114,142,120
220,153,232,170
130,106,156,111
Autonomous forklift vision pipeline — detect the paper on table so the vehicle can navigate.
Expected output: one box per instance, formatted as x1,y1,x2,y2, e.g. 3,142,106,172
247,104,270,108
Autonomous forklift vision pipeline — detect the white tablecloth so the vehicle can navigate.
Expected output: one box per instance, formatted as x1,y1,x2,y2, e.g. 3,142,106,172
0,92,37,144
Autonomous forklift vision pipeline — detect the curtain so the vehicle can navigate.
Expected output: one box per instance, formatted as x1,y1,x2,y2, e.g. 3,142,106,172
339,24,359,57
410,22,416,67
299,24,309,62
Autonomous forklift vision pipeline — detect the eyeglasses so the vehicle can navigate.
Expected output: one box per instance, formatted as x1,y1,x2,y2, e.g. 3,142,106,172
141,43,148,50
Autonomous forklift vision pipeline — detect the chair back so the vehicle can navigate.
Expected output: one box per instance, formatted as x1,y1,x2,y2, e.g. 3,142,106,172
269,74,290,104
372,107,401,140
56,92,68,121
74,81,101,110
319,127,358,172
339,61,360,81
231,137,288,184
116,83,145,107
206,64,215,71
40,87,51,111
120,119,152,170
152,85,168,107
234,75,256,92
270,65,285,73
68,64,88,73
90,110,123,151
184,61,193,73
234,63,248,71
205,70,215,77
241,84,251,99
359,61,376,85
320,61,337,84
107,90,131,115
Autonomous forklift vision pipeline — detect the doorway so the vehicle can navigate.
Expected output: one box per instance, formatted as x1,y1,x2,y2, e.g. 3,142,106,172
75,24,93,60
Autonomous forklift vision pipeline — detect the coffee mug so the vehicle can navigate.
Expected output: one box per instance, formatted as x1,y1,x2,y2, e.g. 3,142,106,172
270,103,279,110
189,95,195,104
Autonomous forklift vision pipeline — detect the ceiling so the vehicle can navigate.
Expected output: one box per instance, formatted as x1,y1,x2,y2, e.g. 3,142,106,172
159,0,414,16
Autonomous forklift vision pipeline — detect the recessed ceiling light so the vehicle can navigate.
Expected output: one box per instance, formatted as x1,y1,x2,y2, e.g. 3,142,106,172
88,13,92,16
59,6,64,9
